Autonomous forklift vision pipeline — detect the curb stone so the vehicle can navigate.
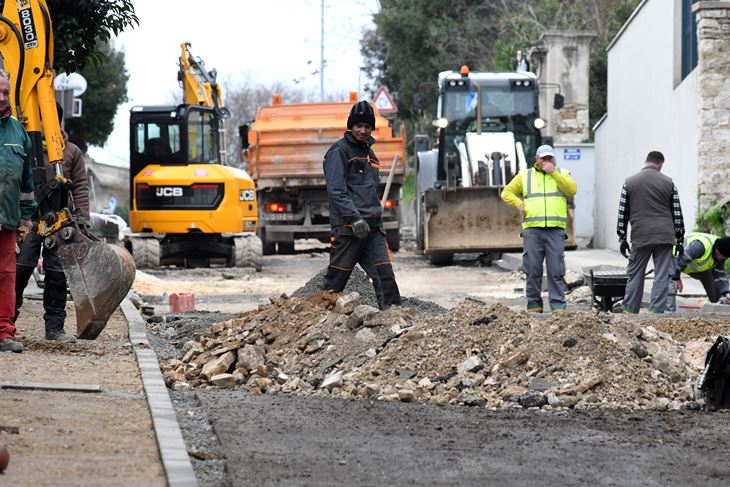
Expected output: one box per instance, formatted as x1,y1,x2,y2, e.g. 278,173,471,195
121,298,199,487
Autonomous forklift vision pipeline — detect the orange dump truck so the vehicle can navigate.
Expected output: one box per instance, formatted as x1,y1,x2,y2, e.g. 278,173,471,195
242,98,406,254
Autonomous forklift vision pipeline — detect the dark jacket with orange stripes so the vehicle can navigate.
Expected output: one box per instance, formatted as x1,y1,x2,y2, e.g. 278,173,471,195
323,132,383,228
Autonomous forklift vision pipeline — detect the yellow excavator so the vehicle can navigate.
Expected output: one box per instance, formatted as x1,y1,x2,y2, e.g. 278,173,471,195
126,42,262,270
0,0,135,339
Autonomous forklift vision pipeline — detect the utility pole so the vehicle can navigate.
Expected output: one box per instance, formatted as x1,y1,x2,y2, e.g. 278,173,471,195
320,0,324,101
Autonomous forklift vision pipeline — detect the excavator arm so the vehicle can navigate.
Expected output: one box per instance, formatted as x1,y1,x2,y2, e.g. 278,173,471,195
0,0,135,339
178,41,230,118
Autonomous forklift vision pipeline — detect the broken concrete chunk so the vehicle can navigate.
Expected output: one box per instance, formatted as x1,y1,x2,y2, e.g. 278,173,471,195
576,375,602,393
364,348,378,358
334,293,361,314
364,383,380,397
500,350,529,369
398,389,415,402
321,371,343,391
304,338,326,354
640,327,659,342
355,328,377,343
457,356,483,374
201,351,235,380
346,304,379,329
237,345,266,372
210,373,235,388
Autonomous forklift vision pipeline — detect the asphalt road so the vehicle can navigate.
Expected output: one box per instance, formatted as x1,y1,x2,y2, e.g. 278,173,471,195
193,389,730,487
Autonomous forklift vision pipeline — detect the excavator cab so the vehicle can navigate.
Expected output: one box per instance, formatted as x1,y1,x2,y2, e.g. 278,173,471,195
0,1,136,339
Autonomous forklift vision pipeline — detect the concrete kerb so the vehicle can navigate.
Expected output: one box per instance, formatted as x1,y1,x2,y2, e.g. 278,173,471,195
120,298,199,487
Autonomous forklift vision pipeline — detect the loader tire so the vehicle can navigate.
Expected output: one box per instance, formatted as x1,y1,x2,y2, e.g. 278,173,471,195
131,238,160,269
428,252,453,266
259,229,276,255
234,235,263,272
277,241,295,254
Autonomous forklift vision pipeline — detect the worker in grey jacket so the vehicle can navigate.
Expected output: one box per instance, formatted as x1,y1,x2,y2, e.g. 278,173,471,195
617,151,684,314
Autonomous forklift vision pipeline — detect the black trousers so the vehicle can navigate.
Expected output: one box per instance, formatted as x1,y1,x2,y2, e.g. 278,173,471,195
15,234,68,333
324,226,401,310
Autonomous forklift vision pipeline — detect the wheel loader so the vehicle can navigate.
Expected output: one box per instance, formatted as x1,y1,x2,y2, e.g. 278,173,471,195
415,66,575,265
126,43,262,270
0,0,135,339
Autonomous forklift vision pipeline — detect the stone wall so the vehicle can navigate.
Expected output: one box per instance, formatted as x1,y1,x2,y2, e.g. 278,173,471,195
695,2,730,216
529,31,596,144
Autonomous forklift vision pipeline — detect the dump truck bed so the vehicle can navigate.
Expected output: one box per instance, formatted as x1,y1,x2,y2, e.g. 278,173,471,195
249,101,405,187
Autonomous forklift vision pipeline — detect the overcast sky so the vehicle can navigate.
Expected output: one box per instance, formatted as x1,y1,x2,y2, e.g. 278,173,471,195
87,0,379,166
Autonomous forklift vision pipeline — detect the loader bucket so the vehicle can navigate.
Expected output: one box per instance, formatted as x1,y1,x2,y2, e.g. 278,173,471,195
57,238,136,339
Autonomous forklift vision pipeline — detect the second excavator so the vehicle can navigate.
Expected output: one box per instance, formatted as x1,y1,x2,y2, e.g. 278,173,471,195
126,42,262,270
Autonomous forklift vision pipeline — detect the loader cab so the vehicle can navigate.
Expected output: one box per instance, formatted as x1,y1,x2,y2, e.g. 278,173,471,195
435,71,542,182
129,104,222,202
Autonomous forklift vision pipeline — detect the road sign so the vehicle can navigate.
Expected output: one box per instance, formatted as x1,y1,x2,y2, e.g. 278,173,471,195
372,86,397,114
563,148,581,161
54,72,87,96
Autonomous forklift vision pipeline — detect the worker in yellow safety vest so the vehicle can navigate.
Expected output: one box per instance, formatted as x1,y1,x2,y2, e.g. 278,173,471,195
501,144,577,313
667,233,730,311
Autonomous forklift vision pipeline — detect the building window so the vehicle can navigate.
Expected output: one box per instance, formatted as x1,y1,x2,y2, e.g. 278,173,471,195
681,0,699,80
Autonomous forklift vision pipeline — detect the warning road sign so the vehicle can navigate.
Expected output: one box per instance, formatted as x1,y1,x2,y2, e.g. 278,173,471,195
372,86,397,114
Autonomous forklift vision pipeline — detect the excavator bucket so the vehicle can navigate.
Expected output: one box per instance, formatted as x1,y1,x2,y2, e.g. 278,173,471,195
57,235,136,339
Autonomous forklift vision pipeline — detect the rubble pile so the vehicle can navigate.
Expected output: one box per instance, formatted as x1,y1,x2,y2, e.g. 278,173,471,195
160,290,725,411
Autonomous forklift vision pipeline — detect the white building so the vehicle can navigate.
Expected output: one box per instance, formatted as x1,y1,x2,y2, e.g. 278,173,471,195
593,0,712,249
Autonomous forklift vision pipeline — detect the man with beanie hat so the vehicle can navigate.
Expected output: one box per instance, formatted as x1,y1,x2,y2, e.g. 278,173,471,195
666,233,730,311
321,100,401,310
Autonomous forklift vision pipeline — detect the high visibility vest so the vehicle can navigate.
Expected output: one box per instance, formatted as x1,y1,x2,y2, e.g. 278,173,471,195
680,232,719,274
520,167,568,229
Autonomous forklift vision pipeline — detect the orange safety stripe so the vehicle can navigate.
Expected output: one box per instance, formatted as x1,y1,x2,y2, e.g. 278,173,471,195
328,264,353,272
375,261,392,267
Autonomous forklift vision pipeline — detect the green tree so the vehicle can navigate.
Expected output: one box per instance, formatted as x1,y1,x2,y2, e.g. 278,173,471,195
0,1,137,72
488,0,642,129
63,41,128,152
48,0,138,72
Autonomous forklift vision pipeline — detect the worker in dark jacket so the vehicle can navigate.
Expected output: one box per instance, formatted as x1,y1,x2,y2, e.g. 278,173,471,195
15,104,89,343
617,150,684,314
0,74,35,353
322,100,401,310
666,233,730,312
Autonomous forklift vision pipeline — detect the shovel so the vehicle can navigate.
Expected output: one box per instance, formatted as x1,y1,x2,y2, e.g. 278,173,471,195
52,226,136,339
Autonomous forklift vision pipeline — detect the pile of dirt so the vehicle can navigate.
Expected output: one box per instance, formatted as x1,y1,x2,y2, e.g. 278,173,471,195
159,287,729,411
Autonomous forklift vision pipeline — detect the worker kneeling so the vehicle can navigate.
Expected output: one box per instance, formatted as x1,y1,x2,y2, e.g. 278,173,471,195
667,233,730,312
322,101,401,310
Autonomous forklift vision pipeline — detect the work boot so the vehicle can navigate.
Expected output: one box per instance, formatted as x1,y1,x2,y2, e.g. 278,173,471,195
45,330,77,343
0,338,23,353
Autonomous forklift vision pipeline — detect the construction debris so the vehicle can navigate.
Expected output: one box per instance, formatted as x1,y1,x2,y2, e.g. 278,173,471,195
158,283,730,411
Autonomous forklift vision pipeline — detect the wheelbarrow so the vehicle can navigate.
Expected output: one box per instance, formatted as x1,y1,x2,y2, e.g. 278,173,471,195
581,265,629,312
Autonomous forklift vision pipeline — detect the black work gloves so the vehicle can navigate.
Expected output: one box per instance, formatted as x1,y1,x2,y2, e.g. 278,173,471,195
619,240,631,259
352,219,371,239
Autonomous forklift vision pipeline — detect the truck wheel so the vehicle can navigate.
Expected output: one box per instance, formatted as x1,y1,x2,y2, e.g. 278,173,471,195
234,235,263,271
386,229,400,252
277,241,295,254
130,238,160,269
259,229,276,256
428,252,453,266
